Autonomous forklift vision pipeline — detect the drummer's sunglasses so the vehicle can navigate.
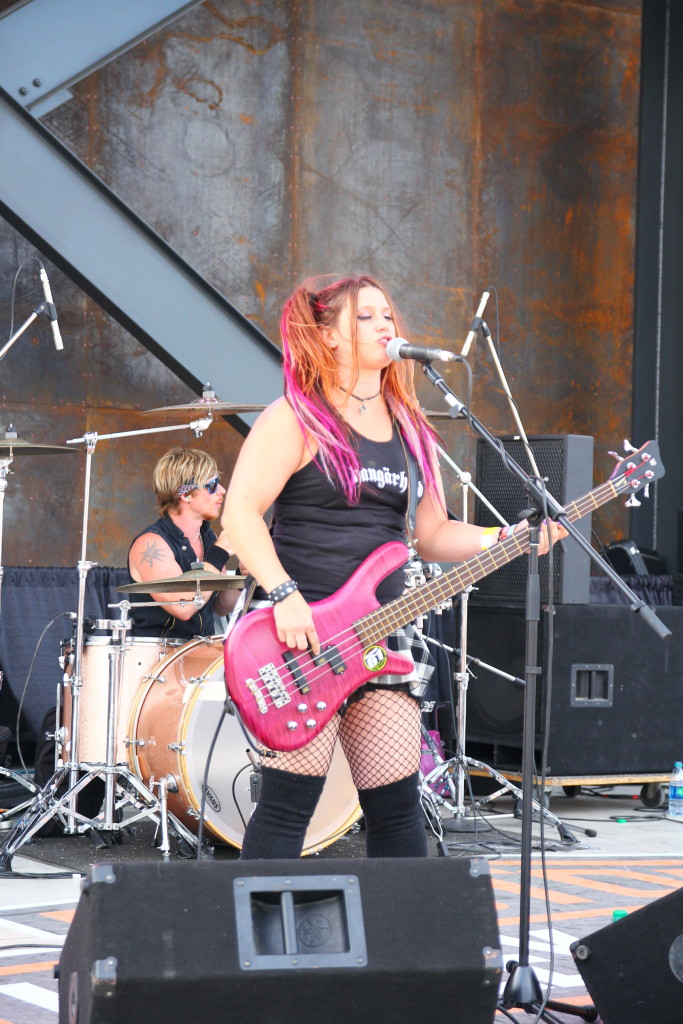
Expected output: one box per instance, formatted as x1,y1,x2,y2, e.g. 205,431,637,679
203,475,221,494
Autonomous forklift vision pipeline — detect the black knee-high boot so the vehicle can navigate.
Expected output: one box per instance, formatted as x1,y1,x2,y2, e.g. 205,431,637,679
239,765,326,859
357,771,427,857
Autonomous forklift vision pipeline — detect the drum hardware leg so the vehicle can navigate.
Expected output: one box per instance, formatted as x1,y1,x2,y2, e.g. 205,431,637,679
0,760,200,870
0,766,38,800
149,775,179,860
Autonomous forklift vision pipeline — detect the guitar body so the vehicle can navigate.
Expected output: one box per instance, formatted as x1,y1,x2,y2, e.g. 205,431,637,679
224,541,413,751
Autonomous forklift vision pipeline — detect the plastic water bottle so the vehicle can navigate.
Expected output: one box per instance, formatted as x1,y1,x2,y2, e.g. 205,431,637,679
667,762,683,820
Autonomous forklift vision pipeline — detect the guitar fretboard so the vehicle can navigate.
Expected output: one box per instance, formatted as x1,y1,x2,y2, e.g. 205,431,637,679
355,477,621,646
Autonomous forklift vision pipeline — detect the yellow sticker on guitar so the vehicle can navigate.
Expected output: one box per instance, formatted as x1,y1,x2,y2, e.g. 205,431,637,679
363,645,388,672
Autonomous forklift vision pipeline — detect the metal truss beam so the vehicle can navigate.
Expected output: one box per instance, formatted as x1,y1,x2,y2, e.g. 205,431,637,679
0,85,282,434
0,0,205,115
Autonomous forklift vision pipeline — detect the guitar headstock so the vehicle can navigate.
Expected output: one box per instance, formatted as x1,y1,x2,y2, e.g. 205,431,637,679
608,439,664,507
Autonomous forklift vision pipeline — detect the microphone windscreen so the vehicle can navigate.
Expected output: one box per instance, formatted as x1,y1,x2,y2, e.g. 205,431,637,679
385,337,406,361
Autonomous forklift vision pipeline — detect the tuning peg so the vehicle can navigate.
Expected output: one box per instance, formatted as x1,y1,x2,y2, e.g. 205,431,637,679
644,484,650,499
625,494,642,508
607,450,622,461
623,439,638,454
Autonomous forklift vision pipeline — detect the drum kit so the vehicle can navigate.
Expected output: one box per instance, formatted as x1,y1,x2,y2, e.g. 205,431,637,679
0,389,362,866
0,380,573,868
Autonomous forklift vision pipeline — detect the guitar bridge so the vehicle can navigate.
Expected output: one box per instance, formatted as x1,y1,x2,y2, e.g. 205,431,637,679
245,678,268,714
258,662,291,708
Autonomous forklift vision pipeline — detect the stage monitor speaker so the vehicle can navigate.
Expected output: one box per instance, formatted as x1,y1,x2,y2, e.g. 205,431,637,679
570,886,683,1024
465,603,683,776
57,857,502,1024
473,434,594,604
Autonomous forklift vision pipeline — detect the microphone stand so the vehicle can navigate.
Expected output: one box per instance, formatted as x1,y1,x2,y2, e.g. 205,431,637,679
421,448,581,843
477,320,542,479
0,302,57,363
421,359,670,1023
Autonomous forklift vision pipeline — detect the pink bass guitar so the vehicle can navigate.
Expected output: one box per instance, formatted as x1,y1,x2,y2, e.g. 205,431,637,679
224,441,663,752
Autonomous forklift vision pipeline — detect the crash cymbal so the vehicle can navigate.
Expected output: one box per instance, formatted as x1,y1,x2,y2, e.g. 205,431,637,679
119,569,246,593
142,400,265,415
0,430,76,455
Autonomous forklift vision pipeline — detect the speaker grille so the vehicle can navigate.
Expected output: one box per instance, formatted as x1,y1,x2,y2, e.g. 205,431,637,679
473,435,594,603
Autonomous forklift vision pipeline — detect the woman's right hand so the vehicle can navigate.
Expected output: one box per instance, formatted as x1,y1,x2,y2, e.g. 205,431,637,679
273,591,321,656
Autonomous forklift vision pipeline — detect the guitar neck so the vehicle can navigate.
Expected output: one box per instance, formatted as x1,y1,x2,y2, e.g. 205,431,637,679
356,476,620,646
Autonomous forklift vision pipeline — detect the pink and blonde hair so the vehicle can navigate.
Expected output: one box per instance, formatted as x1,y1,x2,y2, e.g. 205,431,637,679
280,274,442,502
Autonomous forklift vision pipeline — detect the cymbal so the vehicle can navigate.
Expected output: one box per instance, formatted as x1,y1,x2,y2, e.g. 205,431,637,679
142,400,265,415
119,569,246,593
0,433,76,455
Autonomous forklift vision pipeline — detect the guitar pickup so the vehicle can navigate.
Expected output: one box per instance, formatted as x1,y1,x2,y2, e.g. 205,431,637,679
311,645,346,675
283,650,311,694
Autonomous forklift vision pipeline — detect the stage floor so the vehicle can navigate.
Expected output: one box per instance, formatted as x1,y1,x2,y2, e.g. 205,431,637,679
0,784,680,1023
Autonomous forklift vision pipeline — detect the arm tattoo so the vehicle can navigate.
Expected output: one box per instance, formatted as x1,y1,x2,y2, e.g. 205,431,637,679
140,540,166,568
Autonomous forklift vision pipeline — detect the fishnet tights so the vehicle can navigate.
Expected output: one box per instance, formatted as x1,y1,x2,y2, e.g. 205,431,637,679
269,689,422,790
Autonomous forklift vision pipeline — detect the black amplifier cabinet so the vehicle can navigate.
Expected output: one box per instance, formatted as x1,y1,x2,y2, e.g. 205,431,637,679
571,886,683,1024
58,858,502,1024
465,603,683,776
473,434,594,604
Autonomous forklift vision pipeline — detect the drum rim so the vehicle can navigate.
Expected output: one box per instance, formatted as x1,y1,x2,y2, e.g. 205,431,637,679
84,635,185,647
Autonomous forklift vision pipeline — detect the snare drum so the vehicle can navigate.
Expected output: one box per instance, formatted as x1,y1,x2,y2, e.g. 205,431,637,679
126,637,361,855
59,636,183,764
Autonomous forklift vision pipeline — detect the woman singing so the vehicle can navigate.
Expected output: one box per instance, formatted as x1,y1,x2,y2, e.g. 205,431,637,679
222,274,565,858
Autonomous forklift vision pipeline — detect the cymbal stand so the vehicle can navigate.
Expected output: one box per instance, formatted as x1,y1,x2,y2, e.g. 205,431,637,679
435,448,505,834
62,419,212,823
0,415,213,867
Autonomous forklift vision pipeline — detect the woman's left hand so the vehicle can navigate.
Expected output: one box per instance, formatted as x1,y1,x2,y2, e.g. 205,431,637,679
535,519,569,555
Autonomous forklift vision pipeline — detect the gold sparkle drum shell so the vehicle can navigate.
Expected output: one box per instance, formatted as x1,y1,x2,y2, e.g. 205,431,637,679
125,637,361,854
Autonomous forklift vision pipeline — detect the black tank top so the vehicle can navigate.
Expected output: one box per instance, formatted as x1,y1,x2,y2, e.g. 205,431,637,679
126,516,218,638
270,424,423,603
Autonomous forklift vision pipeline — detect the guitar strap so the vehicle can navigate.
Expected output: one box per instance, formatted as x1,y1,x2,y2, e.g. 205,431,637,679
399,428,419,549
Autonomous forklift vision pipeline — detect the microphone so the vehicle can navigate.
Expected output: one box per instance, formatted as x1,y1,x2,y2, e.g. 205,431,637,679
460,288,491,357
38,266,64,351
386,337,461,364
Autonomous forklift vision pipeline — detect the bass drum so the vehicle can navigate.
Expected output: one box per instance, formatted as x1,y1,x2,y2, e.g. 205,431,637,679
126,637,361,855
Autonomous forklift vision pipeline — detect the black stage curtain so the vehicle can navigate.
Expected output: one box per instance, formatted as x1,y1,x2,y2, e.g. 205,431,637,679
0,566,129,741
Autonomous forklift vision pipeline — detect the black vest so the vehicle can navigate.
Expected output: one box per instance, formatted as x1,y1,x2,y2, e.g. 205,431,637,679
126,516,218,638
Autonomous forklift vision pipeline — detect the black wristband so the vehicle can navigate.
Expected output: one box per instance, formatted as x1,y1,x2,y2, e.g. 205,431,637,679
268,579,299,604
204,543,230,571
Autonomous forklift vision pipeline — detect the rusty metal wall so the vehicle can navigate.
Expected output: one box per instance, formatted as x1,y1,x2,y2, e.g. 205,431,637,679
0,0,642,569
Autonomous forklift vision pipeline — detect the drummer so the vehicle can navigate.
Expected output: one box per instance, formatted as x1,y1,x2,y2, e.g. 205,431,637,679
127,447,237,638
